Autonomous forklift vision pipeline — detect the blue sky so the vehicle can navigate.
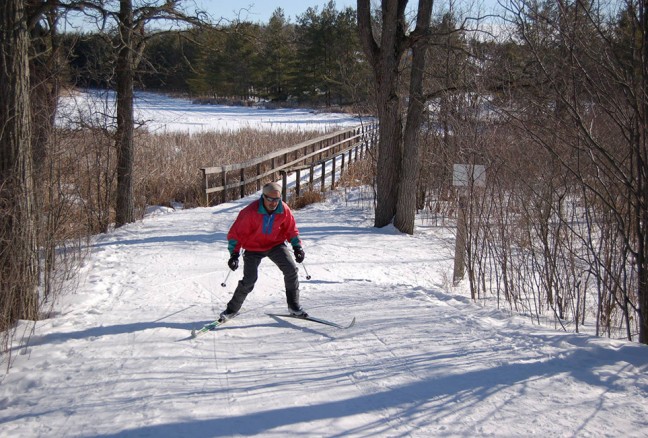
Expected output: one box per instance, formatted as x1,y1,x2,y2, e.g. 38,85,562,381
197,1,358,23
197,1,503,24
60,1,357,32
60,1,502,32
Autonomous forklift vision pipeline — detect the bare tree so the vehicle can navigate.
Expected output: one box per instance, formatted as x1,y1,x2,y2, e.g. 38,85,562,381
70,0,206,227
357,0,434,233
114,0,136,226
0,0,39,336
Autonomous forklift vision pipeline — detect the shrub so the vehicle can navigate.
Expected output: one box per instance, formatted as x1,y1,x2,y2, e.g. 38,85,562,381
289,190,325,210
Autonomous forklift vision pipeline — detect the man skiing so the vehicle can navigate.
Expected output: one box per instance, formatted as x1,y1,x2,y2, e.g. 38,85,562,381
219,182,306,322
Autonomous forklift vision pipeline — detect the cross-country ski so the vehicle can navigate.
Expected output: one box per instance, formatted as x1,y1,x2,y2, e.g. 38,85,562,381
190,317,232,338
266,313,356,329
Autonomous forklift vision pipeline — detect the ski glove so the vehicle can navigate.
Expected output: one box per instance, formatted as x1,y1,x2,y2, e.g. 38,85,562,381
228,253,240,271
293,247,305,263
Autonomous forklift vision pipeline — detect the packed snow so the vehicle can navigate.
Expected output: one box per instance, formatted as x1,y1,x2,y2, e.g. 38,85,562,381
1,95,647,437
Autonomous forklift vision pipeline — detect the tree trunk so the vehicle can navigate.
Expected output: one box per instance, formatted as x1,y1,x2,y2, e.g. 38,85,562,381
638,0,648,344
394,0,433,234
0,0,39,327
115,0,135,227
357,0,407,228
358,0,434,231
374,98,402,227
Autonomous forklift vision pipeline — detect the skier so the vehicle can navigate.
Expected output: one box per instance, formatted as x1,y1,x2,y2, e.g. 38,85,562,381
219,182,306,322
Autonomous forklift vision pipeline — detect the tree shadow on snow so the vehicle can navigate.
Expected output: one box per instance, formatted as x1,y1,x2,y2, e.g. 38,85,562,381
89,231,226,249
87,340,647,437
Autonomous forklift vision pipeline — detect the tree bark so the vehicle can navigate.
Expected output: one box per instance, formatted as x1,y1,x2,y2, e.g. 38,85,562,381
0,0,39,326
638,0,648,344
394,0,433,234
358,1,433,232
115,0,135,227
357,0,407,228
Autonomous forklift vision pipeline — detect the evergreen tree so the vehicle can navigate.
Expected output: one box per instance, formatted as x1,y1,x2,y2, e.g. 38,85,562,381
219,22,262,99
62,32,115,89
258,8,297,101
141,33,199,93
187,27,227,96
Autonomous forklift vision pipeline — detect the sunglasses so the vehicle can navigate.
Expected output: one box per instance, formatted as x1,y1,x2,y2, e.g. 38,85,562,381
264,195,281,203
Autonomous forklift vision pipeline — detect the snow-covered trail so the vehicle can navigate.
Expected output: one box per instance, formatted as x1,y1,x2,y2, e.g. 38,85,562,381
1,189,647,437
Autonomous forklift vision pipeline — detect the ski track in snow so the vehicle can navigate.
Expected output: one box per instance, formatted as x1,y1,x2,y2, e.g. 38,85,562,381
1,189,648,437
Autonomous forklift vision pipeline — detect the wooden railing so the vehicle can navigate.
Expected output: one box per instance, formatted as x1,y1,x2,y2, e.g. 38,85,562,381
201,122,378,205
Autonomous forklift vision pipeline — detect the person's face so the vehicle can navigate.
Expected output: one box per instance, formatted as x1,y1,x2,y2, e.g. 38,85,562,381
263,190,281,211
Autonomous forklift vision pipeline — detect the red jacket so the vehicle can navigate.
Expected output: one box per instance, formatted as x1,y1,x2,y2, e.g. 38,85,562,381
227,197,301,254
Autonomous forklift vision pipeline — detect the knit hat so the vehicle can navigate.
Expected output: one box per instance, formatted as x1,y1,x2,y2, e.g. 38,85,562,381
262,182,282,194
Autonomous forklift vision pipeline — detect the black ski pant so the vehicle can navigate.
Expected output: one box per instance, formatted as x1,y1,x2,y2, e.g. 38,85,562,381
225,244,300,314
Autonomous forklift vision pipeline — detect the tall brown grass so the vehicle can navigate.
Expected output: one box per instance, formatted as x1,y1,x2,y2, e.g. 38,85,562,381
135,129,330,209
46,127,334,238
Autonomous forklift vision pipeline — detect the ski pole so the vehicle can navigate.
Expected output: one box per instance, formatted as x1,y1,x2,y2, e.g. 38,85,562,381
221,270,231,287
301,262,312,280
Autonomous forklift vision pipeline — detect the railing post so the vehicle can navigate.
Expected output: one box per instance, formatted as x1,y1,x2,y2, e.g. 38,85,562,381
202,168,209,205
271,157,276,180
320,162,326,192
280,170,288,202
222,169,227,204
331,155,337,190
240,168,245,199
295,169,301,197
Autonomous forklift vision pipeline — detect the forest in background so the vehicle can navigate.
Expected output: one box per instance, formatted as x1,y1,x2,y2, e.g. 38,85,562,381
62,4,368,107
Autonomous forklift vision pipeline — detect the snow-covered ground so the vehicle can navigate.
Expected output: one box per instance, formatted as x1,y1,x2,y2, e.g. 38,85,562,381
56,90,367,133
1,94,647,437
